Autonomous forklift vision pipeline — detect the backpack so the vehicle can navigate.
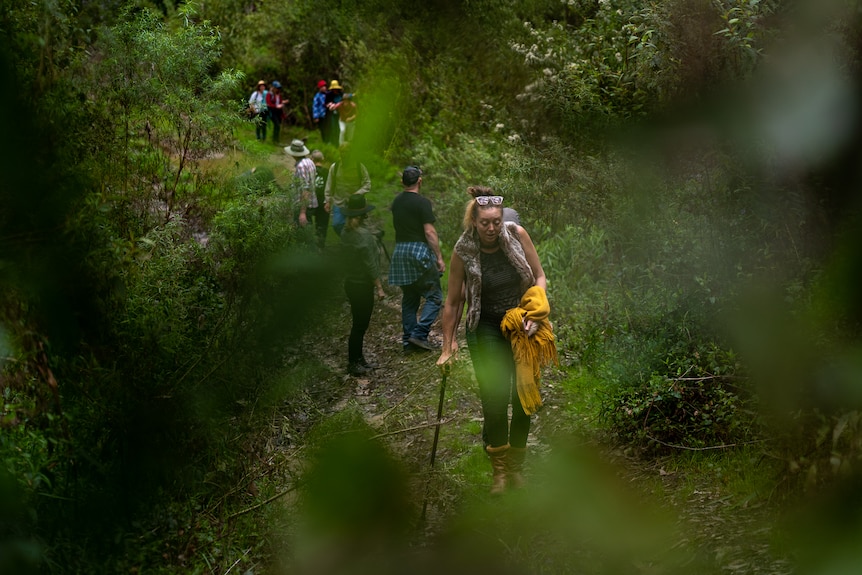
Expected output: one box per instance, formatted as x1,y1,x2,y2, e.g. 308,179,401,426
330,161,366,196
314,165,329,206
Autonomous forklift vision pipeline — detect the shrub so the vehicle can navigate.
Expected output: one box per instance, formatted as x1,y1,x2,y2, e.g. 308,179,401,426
599,337,758,450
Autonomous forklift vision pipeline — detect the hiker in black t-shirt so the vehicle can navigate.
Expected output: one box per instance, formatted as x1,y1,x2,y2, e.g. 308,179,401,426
388,166,445,352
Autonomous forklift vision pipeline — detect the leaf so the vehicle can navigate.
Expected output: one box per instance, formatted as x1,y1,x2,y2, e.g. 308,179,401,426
832,412,851,449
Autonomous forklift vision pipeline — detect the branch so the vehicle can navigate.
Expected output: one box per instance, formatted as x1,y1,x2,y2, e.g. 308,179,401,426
645,435,771,451
369,419,451,440
227,377,448,521
227,480,304,521
669,375,748,382
223,547,251,575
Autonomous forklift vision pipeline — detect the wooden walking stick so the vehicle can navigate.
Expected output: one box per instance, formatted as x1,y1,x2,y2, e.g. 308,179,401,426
428,369,448,468
420,366,449,523
419,292,463,523
375,233,390,263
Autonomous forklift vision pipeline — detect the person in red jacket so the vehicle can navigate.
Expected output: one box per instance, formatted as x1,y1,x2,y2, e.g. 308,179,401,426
266,80,286,144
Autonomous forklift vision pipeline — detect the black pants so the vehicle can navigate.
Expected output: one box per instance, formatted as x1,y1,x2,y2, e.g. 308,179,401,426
318,120,329,145
254,111,268,140
269,109,282,142
345,279,374,365
313,204,329,249
324,112,339,146
467,321,530,449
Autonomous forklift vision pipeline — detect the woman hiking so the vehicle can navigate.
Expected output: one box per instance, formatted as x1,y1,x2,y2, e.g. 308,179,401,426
436,186,555,494
340,193,386,376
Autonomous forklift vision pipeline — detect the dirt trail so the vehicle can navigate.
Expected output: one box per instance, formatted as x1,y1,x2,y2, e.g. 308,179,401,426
246,229,794,573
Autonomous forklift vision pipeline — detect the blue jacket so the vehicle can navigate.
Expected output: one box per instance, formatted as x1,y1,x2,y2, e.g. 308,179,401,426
312,92,326,120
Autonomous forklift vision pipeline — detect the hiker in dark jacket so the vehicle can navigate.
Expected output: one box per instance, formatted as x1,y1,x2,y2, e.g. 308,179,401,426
340,194,386,376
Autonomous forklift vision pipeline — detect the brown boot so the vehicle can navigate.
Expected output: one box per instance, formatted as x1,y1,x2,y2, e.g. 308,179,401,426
507,446,527,489
486,444,509,495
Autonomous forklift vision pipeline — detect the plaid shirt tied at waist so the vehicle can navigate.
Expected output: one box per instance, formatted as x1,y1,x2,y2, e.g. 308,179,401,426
388,242,436,286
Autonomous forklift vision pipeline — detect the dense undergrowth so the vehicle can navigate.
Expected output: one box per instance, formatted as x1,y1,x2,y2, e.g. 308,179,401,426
2,0,862,572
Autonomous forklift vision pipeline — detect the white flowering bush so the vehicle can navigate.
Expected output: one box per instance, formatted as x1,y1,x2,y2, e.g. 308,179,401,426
508,0,779,137
510,0,670,130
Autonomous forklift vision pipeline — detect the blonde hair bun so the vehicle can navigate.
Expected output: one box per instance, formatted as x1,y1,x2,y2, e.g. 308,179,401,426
467,185,494,199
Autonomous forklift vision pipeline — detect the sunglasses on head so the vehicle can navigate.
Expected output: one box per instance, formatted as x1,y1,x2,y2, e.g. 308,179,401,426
475,195,503,206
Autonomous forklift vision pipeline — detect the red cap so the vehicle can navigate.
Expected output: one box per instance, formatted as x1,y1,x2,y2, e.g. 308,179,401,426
317,80,327,88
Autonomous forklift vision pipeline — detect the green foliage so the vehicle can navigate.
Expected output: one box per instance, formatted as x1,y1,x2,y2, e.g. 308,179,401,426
711,0,780,77
209,190,295,282
301,414,413,539
0,0,96,94
600,360,756,450
117,220,218,383
777,408,862,494
77,5,244,228
1,394,61,495
509,0,672,138
1,0,860,570
496,141,618,234
0,4,333,570
409,133,507,242
521,135,828,452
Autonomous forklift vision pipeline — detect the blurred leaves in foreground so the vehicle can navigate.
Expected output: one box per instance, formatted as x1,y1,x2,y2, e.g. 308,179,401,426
2,0,862,572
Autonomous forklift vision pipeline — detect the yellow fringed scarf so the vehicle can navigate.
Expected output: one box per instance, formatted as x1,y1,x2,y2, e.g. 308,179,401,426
500,286,558,415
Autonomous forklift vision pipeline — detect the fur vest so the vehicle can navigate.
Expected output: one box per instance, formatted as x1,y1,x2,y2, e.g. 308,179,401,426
454,222,535,332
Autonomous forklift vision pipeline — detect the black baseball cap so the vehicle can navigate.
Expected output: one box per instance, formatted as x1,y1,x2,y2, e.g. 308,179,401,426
402,166,422,186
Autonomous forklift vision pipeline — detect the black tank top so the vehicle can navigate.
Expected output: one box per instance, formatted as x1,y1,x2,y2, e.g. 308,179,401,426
479,248,523,327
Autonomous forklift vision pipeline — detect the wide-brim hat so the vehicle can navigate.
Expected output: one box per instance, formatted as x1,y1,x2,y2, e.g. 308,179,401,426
285,139,310,157
257,80,266,86
329,80,343,91
343,193,374,217
271,80,282,89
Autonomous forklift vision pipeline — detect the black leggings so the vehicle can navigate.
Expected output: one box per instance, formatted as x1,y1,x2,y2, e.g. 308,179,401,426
313,204,329,249
345,279,374,364
467,322,531,449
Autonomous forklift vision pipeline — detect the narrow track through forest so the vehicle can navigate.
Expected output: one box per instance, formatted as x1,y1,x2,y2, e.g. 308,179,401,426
230,232,795,573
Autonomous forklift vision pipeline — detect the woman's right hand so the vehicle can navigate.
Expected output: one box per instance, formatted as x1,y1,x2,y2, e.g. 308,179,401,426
436,342,458,373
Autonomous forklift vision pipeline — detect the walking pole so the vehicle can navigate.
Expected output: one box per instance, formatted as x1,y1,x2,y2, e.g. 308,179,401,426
419,296,462,524
420,365,449,523
426,296,463,471
428,369,448,468
376,234,391,263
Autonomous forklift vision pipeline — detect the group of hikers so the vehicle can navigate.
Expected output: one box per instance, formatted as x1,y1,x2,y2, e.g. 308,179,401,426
248,79,356,146
282,138,370,252
276,108,557,493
